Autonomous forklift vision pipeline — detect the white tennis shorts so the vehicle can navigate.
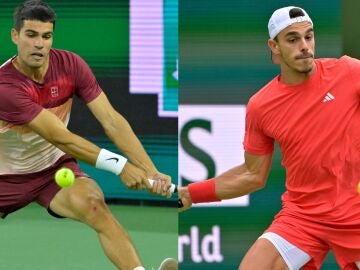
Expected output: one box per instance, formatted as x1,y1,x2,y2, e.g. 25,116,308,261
259,232,311,270
260,232,360,269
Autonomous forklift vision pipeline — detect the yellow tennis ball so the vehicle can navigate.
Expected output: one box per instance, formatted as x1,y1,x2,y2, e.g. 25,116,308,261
55,167,75,187
358,182,360,195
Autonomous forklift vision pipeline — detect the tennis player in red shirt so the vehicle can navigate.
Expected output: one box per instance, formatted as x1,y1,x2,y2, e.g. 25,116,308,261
179,6,360,270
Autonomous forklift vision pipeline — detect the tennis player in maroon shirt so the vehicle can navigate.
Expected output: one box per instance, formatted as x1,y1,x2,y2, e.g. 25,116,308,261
0,1,177,269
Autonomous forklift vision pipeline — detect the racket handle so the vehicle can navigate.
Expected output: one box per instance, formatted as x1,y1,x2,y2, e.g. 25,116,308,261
148,179,177,194
178,198,184,208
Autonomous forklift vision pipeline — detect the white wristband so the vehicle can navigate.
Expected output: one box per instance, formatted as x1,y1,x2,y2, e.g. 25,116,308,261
95,149,127,175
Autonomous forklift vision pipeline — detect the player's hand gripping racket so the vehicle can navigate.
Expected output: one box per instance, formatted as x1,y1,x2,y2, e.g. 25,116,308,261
147,179,183,208
147,179,177,194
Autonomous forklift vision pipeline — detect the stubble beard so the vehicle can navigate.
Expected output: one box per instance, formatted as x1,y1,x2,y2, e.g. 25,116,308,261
296,61,314,74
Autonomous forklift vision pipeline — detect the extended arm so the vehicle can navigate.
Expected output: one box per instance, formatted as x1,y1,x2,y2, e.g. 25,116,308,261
86,92,171,194
27,108,101,165
87,92,156,175
214,152,272,199
179,152,272,211
26,107,152,190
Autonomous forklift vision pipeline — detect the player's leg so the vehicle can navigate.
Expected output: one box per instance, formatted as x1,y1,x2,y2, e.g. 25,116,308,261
48,177,142,270
239,238,288,270
239,232,311,270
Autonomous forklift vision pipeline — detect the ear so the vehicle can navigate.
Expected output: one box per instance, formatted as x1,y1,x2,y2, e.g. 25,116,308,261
268,39,280,55
11,28,19,45
268,38,281,64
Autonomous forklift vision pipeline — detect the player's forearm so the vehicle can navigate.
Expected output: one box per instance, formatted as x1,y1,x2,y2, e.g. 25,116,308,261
104,115,157,175
185,164,267,205
26,109,101,166
183,153,272,206
215,164,266,200
49,130,100,165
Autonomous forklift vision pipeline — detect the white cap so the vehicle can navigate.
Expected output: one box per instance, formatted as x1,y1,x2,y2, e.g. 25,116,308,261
268,6,313,39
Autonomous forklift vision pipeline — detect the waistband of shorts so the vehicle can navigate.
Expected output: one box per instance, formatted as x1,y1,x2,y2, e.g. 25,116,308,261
0,154,75,181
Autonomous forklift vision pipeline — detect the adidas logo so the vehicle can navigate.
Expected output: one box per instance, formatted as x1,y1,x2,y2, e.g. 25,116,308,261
322,92,335,103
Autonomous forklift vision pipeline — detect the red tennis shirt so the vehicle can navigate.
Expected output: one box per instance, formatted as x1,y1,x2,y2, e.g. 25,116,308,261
244,56,360,221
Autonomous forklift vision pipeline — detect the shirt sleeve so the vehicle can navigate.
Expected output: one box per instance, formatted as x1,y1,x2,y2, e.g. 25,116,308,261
72,53,102,104
0,84,42,125
243,99,274,155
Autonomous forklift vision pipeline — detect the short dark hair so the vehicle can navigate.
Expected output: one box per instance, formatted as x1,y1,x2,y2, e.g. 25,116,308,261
14,0,56,31
289,7,305,19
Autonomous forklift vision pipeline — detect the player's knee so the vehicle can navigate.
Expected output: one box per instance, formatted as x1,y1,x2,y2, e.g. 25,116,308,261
83,193,109,225
72,188,110,229
64,180,114,230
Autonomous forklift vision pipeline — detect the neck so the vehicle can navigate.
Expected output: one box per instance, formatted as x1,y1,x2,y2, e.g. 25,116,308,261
279,62,316,85
12,56,49,84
